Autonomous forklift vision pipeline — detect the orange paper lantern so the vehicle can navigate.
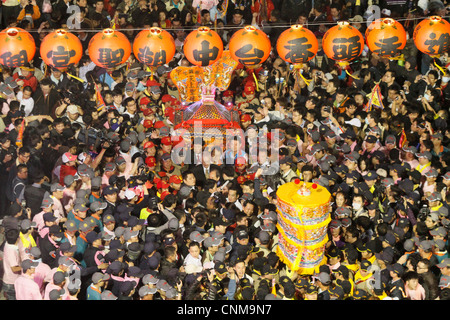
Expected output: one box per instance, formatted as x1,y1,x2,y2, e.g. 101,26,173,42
276,25,318,64
229,25,271,68
183,26,223,67
323,21,364,63
0,27,35,68
413,16,450,57
88,28,131,69
40,29,83,71
133,27,176,67
365,18,406,58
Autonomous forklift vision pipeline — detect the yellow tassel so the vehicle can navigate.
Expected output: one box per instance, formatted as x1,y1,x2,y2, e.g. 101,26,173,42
147,66,154,81
434,59,446,76
271,279,277,295
345,69,360,80
337,61,359,79
67,73,85,83
390,54,404,61
297,69,311,86
252,71,259,92
292,64,311,86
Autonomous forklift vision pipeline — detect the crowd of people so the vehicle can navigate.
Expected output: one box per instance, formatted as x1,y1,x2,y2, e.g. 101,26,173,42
0,0,449,301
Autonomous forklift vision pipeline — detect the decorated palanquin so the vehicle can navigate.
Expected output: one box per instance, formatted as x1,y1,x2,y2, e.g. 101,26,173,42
276,181,332,274
170,51,241,139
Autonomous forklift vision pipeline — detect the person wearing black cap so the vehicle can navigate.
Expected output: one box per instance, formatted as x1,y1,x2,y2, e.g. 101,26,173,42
326,246,342,271
279,156,298,184
387,263,406,299
276,276,296,300
301,282,318,300
82,231,109,271
102,185,119,215
354,260,374,292
56,241,77,262
106,260,127,297
210,261,231,299
118,280,136,300
39,224,64,268
138,242,160,273
361,135,379,162
229,226,251,259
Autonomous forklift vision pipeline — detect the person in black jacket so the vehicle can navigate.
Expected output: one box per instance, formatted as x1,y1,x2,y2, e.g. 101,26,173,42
40,225,64,268
83,231,106,268
0,133,15,214
32,78,61,117
23,171,48,219
49,67,71,93
281,0,311,23
159,245,179,277
225,2,252,27
105,260,127,297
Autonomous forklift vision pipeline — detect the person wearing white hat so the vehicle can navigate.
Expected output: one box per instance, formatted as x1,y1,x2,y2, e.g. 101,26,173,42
55,103,84,125
123,188,138,203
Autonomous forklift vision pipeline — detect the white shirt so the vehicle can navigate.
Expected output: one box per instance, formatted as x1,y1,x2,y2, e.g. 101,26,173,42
79,61,96,83
16,91,34,117
183,253,203,268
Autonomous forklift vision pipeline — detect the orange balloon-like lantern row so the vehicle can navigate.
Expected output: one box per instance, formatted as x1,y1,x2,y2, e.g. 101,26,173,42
323,21,364,63
413,16,450,57
88,28,131,69
323,21,364,78
40,29,83,71
229,25,271,68
276,24,318,86
277,24,318,65
0,27,35,68
365,18,407,58
229,25,271,89
133,27,176,68
183,26,223,67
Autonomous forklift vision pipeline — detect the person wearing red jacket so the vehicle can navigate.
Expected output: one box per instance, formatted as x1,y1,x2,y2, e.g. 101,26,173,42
59,152,78,186
13,64,38,92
